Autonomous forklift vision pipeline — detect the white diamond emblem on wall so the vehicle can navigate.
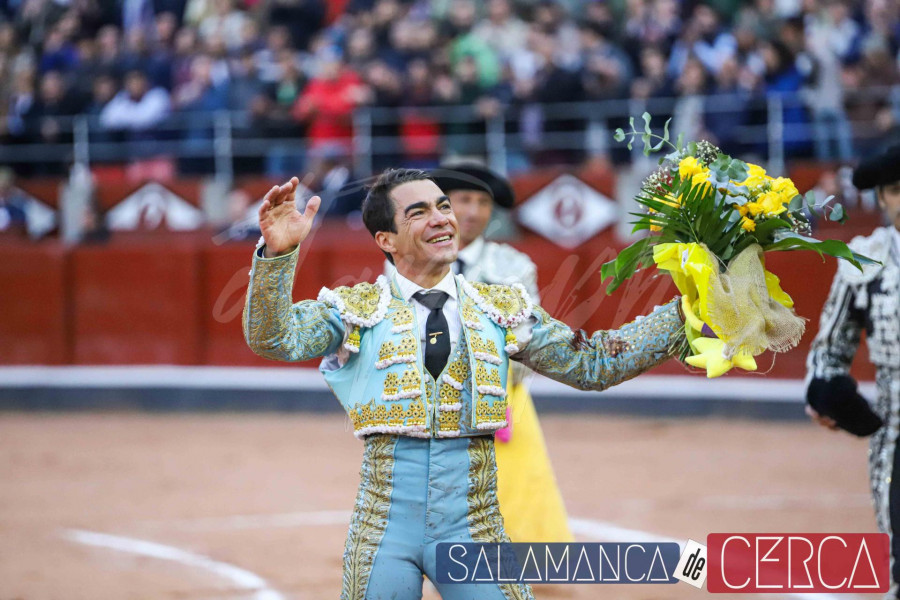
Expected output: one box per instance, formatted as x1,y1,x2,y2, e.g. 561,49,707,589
106,182,204,231
517,174,617,248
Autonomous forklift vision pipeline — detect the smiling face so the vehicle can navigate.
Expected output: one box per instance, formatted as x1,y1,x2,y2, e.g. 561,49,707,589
450,189,492,247
877,180,900,232
375,179,459,281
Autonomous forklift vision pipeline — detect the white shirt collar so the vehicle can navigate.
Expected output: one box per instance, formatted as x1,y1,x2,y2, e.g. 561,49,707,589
457,236,485,264
393,268,458,304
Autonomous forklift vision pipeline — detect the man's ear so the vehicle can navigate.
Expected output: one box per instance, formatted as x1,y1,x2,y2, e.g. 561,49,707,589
375,230,396,257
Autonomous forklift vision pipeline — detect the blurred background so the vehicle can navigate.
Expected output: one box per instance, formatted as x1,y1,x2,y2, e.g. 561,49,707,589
0,0,897,597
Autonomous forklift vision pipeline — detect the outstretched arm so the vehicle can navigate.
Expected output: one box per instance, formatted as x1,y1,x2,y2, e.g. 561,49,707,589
512,299,685,391
243,178,346,362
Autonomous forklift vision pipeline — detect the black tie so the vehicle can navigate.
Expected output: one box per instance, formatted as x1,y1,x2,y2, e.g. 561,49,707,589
413,291,450,380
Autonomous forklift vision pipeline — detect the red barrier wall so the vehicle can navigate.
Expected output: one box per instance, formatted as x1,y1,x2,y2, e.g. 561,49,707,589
0,241,68,364
0,221,880,381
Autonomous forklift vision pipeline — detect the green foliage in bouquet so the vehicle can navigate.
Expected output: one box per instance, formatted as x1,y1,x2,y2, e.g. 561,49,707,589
601,114,878,294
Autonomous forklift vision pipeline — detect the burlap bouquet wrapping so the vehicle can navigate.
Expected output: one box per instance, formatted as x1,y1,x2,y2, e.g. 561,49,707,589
703,244,806,359
654,242,806,360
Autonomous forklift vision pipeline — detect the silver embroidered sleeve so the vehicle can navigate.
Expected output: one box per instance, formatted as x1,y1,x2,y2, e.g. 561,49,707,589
243,247,345,362
513,299,684,391
805,275,865,381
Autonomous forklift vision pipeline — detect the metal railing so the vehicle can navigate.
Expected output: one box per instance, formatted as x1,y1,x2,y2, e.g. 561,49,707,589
1,85,897,181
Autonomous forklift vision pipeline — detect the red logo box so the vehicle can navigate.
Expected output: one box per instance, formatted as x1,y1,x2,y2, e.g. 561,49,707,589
707,534,889,593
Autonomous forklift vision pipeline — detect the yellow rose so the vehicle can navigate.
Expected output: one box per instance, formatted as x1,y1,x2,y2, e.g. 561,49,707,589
771,177,799,200
744,201,764,217
741,217,757,231
743,163,768,190
679,156,706,180
757,190,788,216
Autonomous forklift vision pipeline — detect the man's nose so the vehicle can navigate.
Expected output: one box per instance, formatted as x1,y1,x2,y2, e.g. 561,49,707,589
428,207,450,226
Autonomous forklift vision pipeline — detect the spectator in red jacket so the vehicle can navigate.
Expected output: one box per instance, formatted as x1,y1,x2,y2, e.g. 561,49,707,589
291,48,366,156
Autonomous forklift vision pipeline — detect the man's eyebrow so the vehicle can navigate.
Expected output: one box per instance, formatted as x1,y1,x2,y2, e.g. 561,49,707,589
403,196,451,216
403,201,429,216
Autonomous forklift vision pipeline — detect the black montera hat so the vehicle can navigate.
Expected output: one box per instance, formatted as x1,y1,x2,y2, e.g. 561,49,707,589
430,163,515,209
852,143,900,190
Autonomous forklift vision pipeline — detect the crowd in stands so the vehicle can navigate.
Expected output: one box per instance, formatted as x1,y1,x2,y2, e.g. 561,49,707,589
0,0,899,178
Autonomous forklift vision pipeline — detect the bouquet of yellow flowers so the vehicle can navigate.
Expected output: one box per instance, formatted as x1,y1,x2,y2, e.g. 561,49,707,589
601,115,877,377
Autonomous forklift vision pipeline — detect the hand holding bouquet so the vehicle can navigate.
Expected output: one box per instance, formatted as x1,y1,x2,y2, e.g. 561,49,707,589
602,115,877,377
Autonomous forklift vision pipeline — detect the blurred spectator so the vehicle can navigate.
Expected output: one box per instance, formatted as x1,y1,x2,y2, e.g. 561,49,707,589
100,69,170,138
705,57,751,155
17,0,66,47
291,49,364,156
255,25,299,83
265,0,325,51
25,70,80,153
171,26,200,89
579,20,634,101
95,25,123,77
203,33,232,84
399,57,445,164
531,0,580,69
445,0,500,87
229,48,264,110
38,26,78,73
119,28,173,89
805,5,852,160
0,167,28,236
760,38,811,156
345,25,377,70
623,0,680,62
735,0,781,41
359,58,402,170
671,57,710,145
174,54,229,173
631,45,674,100
668,4,736,78
4,67,37,143
522,29,585,165
245,49,305,177
199,0,248,51
154,12,179,49
472,0,528,63
84,73,118,150
121,0,155,35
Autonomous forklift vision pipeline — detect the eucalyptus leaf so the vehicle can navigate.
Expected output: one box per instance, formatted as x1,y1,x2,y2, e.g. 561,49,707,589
614,128,626,142
829,203,845,222
805,190,816,208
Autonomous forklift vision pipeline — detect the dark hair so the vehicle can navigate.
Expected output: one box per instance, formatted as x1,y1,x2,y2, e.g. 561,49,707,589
362,168,433,264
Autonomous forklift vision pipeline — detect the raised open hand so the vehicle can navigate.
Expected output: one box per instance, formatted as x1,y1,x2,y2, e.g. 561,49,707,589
258,177,321,258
